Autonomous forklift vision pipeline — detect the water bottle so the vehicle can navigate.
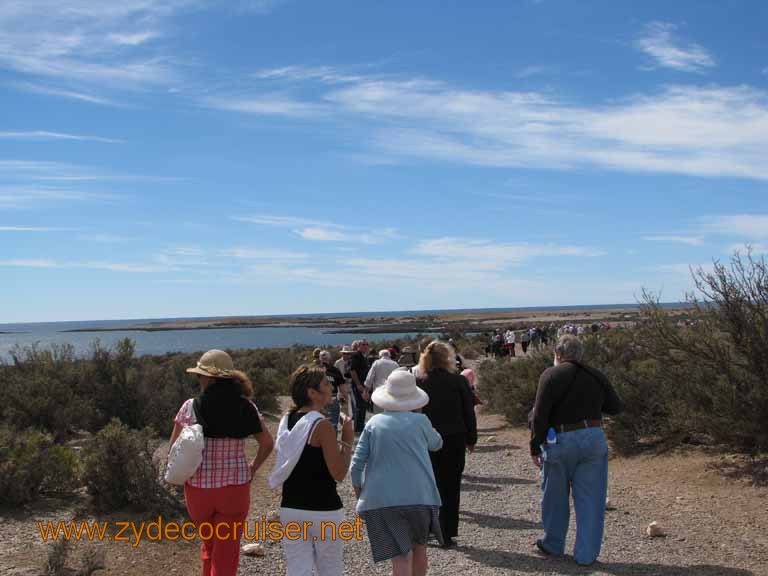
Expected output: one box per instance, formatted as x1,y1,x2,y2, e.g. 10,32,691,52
546,427,557,445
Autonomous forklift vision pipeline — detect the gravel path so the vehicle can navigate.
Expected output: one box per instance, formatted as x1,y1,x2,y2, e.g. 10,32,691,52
240,405,765,576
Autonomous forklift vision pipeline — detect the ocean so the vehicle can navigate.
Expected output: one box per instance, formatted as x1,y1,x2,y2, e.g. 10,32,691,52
0,304,668,359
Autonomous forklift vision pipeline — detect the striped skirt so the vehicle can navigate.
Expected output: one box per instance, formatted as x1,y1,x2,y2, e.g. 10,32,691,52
360,505,443,563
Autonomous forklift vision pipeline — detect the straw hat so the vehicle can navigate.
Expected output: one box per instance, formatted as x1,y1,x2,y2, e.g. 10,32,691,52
340,345,354,354
186,349,234,378
371,369,429,412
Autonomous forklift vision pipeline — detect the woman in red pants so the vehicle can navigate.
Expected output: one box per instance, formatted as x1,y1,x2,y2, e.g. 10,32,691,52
170,349,274,576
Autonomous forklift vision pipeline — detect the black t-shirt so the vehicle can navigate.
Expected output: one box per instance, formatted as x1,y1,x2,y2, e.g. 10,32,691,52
529,361,624,455
350,352,370,385
323,363,345,394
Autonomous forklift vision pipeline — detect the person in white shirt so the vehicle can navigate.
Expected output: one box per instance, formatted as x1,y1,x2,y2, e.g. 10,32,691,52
504,329,516,357
363,350,400,413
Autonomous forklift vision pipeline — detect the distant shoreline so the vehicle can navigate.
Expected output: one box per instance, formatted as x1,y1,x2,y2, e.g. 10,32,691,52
57,306,677,335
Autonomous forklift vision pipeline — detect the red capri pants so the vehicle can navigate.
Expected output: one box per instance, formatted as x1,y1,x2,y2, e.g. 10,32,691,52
184,483,250,576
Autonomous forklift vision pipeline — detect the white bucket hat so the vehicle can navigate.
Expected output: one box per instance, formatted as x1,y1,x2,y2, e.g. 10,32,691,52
371,369,429,412
186,349,234,378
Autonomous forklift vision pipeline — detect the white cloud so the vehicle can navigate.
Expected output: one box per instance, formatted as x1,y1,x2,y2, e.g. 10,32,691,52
0,1,197,87
643,235,704,246
106,31,160,46
77,233,132,243
0,258,60,268
202,95,327,118
10,82,119,106
298,227,351,242
0,257,173,273
234,215,329,228
636,22,716,73
0,131,123,143
208,63,768,180
253,65,366,85
413,237,602,268
0,225,73,232
326,80,768,180
0,186,118,208
235,214,401,245
727,242,768,255
222,247,309,260
656,262,715,276
707,214,768,239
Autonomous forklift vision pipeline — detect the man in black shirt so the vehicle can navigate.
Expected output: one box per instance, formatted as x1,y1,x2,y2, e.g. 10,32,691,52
349,339,371,434
529,334,623,567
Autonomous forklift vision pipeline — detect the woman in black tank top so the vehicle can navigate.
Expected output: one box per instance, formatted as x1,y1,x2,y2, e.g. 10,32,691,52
278,365,355,576
281,410,343,510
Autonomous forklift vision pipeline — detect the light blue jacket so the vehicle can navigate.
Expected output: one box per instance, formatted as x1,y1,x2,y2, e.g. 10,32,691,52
350,411,443,513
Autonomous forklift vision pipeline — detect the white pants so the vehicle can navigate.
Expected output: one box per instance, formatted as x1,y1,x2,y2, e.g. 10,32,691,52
280,507,345,576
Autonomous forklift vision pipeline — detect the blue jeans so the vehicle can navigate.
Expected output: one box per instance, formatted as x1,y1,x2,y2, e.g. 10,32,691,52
539,427,608,565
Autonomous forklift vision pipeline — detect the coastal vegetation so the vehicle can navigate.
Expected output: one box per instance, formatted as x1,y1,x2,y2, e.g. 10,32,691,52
2,251,765,509
0,342,302,507
480,251,768,461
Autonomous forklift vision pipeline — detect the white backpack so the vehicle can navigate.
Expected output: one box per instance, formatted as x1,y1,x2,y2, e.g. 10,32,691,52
164,400,205,485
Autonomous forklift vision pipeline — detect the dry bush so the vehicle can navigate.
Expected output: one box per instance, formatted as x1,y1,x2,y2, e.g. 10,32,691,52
0,427,80,506
82,419,179,514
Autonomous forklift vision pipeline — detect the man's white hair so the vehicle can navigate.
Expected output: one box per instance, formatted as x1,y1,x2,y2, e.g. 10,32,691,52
379,349,391,359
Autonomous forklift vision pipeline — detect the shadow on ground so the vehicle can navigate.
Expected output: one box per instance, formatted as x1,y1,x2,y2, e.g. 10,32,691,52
462,474,535,486
457,546,754,575
708,455,768,486
459,510,539,530
461,482,502,493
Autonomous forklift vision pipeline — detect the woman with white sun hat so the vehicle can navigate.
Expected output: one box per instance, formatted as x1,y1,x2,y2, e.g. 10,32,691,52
351,369,444,576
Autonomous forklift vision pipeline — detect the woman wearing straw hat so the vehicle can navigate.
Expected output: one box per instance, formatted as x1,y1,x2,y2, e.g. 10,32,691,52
351,369,444,576
170,349,274,576
418,341,477,548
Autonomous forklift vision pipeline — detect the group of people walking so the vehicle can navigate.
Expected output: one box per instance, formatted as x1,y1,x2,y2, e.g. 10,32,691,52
170,333,622,575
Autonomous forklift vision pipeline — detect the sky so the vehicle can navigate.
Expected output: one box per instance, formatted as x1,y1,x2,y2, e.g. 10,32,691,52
1,0,767,322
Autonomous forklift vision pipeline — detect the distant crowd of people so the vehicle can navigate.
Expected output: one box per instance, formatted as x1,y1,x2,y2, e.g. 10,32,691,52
487,322,613,358
170,332,623,575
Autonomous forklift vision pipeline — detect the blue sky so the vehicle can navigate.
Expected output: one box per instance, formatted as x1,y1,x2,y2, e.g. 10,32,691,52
1,0,767,322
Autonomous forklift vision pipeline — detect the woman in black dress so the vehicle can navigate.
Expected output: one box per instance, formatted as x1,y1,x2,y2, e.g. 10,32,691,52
417,341,477,548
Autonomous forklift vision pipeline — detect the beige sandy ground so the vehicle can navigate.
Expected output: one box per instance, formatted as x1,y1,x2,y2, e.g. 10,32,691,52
3,370,766,575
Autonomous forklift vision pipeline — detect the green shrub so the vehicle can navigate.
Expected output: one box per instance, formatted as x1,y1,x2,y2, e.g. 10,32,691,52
82,419,177,513
0,427,80,506
478,348,553,424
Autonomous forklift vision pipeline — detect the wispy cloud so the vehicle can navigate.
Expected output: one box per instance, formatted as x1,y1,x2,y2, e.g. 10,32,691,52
222,247,309,260
636,22,716,73
643,235,704,246
0,131,123,144
235,214,401,244
10,82,120,106
0,258,172,273
253,65,366,85
0,1,195,88
727,242,768,255
0,258,60,268
413,237,603,268
706,214,768,239
202,95,327,118
228,66,768,181
0,186,118,208
0,225,74,232
513,65,552,79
